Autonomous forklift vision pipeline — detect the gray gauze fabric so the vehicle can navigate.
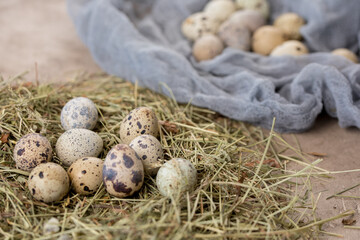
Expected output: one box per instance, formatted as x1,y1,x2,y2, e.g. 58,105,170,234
67,0,360,132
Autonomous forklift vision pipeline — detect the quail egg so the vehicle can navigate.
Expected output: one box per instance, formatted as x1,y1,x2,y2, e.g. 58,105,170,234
226,10,266,33
28,162,70,203
270,40,309,56
60,97,98,131
68,157,103,195
13,133,52,172
218,20,251,51
181,12,221,41
252,26,286,55
119,107,159,145
193,34,224,61
274,13,306,40
56,129,103,166
103,144,144,198
235,0,270,19
129,135,163,176
204,0,236,22
332,48,359,63
156,158,197,198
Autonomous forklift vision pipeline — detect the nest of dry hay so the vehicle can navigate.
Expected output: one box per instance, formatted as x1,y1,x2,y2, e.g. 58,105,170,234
0,73,353,239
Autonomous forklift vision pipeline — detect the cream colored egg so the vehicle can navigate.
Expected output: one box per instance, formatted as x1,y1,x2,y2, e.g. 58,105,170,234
270,40,309,56
28,163,69,203
193,34,224,61
156,158,197,198
13,133,52,172
181,12,221,41
103,144,144,198
235,0,270,18
129,135,163,176
227,10,266,33
68,157,103,195
274,13,306,40
56,129,103,166
119,107,159,145
60,97,98,131
332,48,359,63
252,26,286,55
204,0,236,22
218,19,251,51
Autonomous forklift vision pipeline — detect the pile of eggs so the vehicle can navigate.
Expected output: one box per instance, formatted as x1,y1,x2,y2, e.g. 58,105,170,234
182,0,358,63
14,97,197,203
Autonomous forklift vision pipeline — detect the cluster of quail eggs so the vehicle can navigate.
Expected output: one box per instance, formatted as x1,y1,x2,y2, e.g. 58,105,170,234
14,97,197,203
182,0,358,63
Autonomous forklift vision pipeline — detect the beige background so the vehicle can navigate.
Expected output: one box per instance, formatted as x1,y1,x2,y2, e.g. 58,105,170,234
1,1,360,239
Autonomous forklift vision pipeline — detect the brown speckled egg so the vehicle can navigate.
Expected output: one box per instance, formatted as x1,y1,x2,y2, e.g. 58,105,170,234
68,157,103,195
28,163,69,203
332,48,359,63
270,40,309,57
156,158,197,198
13,133,52,172
129,135,163,176
274,13,305,40
181,12,221,41
56,129,103,166
252,26,286,55
119,107,159,145
102,144,144,198
193,34,224,61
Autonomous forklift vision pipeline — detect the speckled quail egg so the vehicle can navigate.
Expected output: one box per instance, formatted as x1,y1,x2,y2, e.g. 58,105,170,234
270,40,309,57
129,135,163,176
332,48,359,63
13,133,52,172
56,129,103,166
156,158,197,198
252,26,286,55
102,144,144,198
181,12,221,41
68,157,103,195
28,162,70,203
218,20,251,51
204,0,236,22
274,13,306,40
235,0,270,19
193,34,224,61
227,10,266,33
119,107,159,145
60,97,98,131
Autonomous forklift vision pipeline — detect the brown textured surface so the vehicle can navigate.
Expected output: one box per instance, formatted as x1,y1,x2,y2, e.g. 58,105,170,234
1,1,360,238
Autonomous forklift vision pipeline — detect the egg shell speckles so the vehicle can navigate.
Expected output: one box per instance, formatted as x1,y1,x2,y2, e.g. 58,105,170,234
28,162,70,203
156,158,197,198
103,144,144,198
56,129,103,166
181,12,221,41
235,0,270,18
60,97,98,131
68,157,103,195
13,133,52,172
119,107,159,145
129,135,163,176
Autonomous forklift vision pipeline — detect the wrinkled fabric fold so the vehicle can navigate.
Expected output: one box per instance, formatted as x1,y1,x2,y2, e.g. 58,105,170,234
67,0,360,132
